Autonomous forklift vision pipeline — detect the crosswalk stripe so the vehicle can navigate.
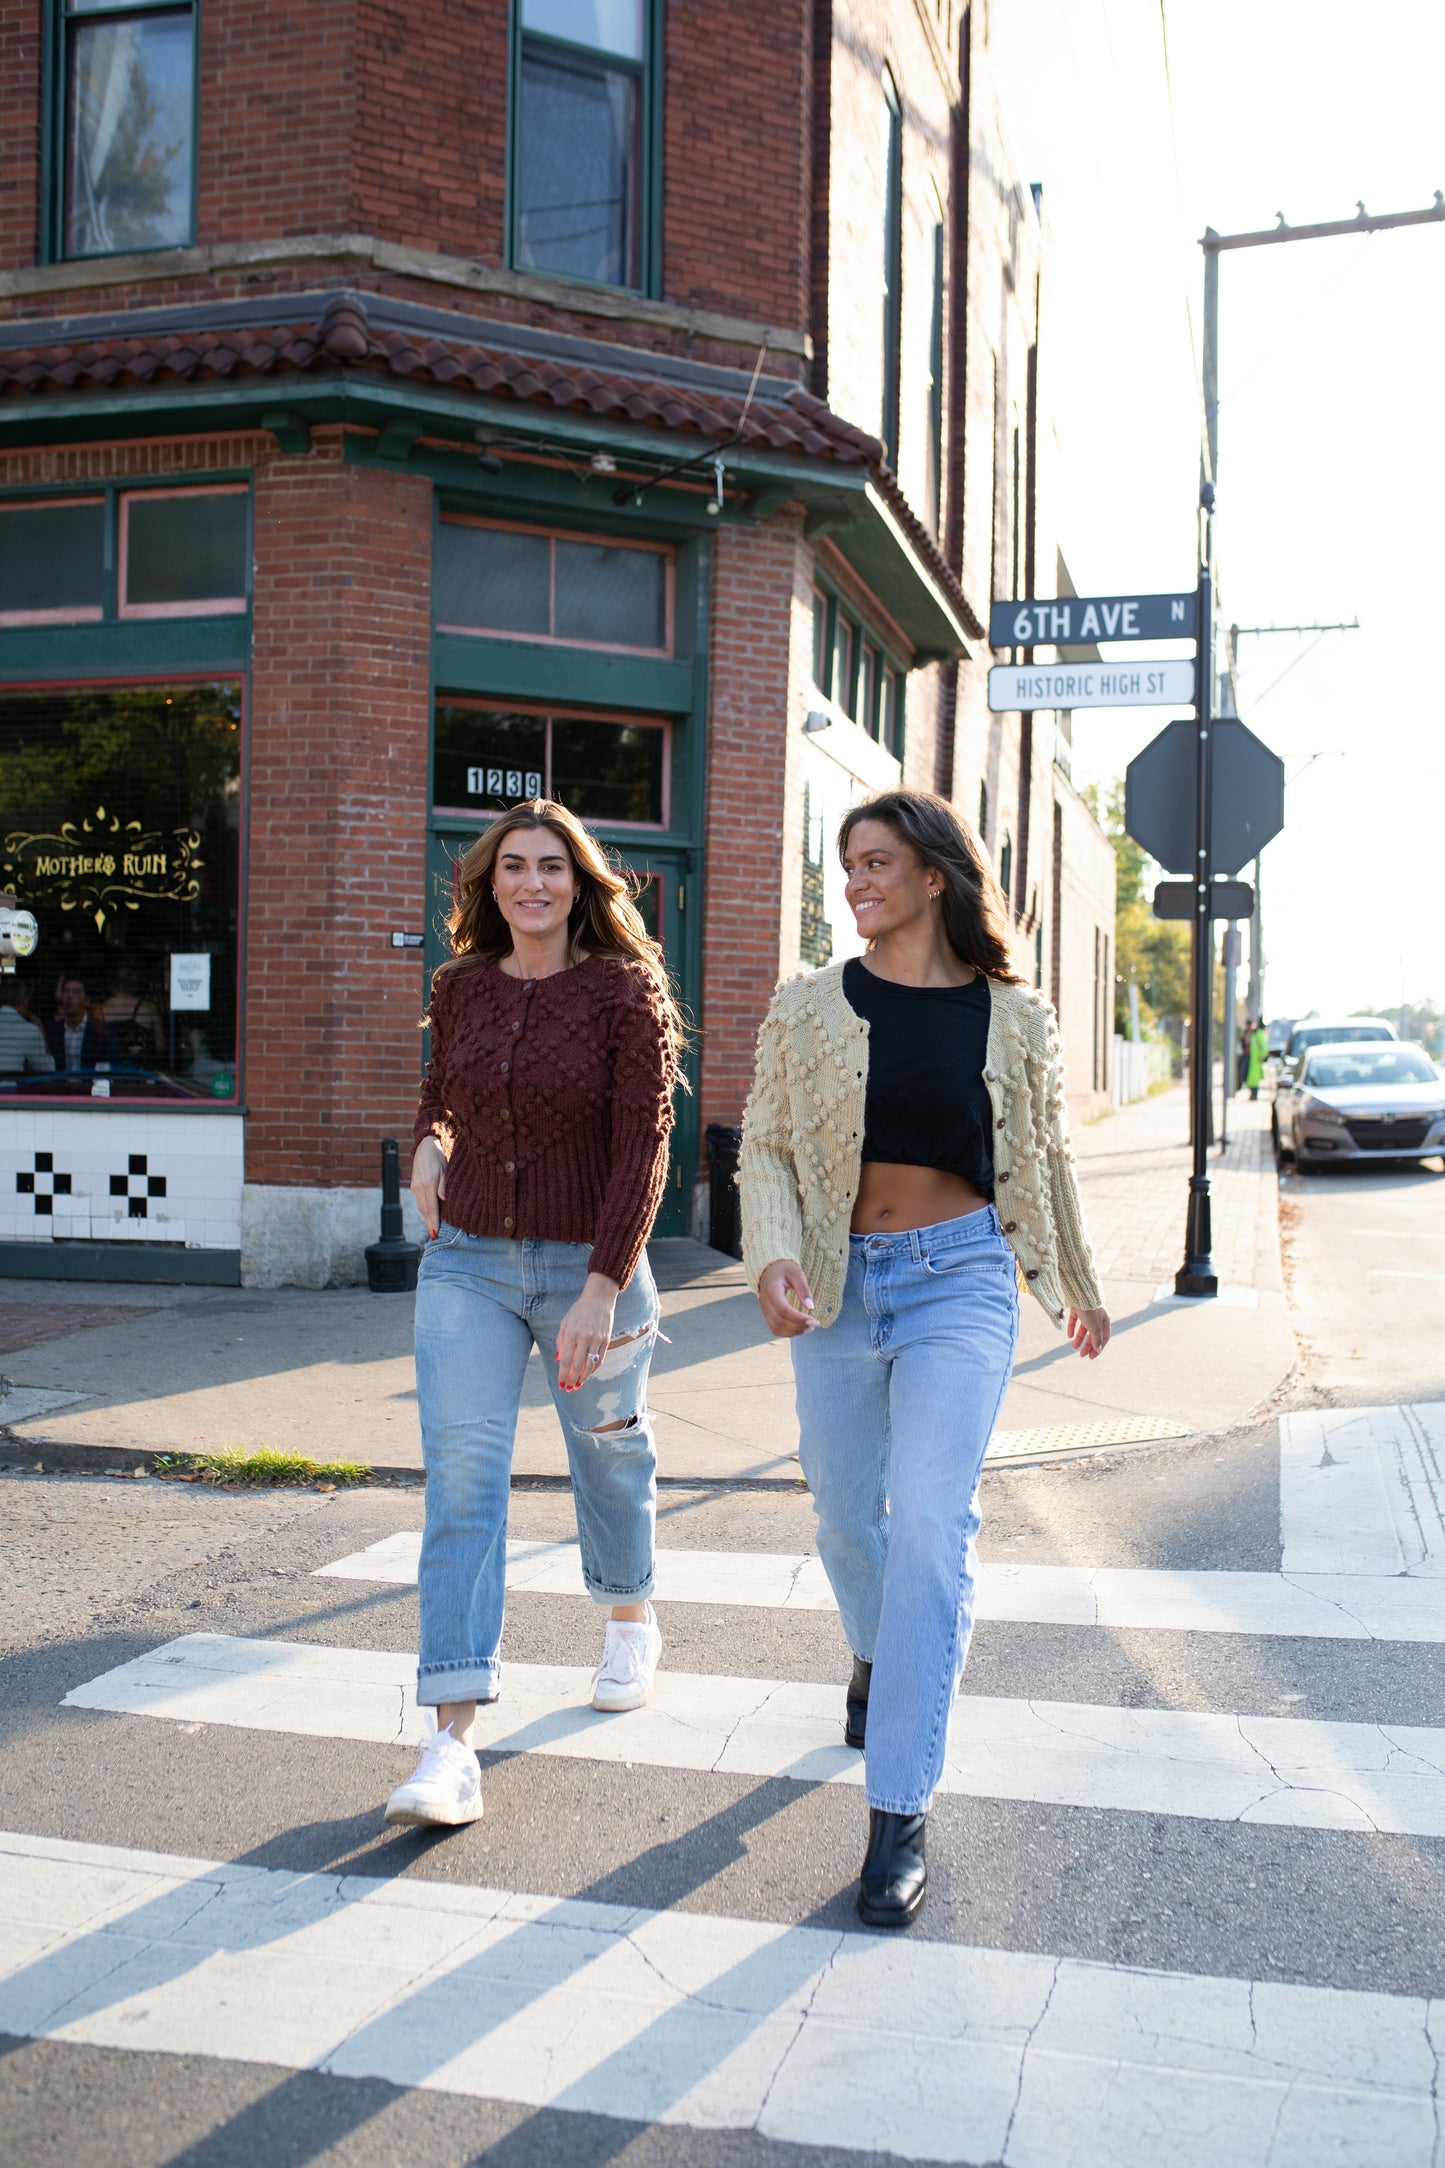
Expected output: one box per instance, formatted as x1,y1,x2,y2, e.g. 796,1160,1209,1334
316,1533,1445,1643
62,1634,1445,1837
0,1828,1435,2167
1281,1403,1445,1577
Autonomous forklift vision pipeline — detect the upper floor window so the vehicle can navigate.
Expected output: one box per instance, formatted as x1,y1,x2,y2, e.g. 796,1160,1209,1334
58,0,198,259
435,517,672,654
880,68,903,465
0,485,248,627
808,582,905,761
511,0,652,292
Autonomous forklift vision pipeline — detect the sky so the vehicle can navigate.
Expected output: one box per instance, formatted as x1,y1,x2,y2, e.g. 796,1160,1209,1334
988,0,1445,1025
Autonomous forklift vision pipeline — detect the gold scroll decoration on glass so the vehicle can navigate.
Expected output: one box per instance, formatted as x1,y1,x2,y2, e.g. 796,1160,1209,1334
3,807,204,933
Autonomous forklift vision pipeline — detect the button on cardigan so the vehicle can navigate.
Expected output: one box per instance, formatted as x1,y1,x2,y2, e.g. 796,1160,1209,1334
738,960,1102,1328
414,953,675,1290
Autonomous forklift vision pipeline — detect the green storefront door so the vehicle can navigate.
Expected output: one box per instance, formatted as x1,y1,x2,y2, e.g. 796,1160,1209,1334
424,829,696,1239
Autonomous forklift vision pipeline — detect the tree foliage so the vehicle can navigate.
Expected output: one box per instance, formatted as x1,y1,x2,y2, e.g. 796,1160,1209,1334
1085,780,1191,1036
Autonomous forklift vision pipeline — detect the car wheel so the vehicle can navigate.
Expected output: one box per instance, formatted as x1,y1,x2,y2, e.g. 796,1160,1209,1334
1274,1119,1294,1167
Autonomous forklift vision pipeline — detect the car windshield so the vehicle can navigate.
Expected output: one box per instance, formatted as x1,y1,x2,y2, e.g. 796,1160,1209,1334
1305,1049,1438,1089
1290,1024,1391,1054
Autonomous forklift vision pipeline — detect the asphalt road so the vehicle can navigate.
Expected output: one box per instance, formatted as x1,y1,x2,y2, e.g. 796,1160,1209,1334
1280,1144,1445,1407
1,1174,1442,2166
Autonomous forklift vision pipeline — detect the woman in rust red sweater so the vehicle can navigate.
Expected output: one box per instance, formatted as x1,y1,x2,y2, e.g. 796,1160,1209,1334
384,800,682,1831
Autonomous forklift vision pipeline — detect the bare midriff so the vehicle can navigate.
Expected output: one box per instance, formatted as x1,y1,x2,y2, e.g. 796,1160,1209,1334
850,1160,990,1235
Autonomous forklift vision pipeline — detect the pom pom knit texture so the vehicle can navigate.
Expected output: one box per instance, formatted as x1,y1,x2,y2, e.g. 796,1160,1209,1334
738,960,1102,1328
414,955,675,1290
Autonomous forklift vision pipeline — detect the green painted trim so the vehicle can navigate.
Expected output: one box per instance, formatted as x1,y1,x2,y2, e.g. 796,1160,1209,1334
432,632,692,713
0,1241,240,1285
0,615,250,680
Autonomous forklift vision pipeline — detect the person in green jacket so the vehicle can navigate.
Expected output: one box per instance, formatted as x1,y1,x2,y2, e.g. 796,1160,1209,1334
1246,1020,1269,1100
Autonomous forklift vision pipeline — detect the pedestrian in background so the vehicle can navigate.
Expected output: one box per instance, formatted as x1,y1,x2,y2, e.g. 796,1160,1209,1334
1246,1018,1269,1101
387,800,683,1832
739,789,1109,1928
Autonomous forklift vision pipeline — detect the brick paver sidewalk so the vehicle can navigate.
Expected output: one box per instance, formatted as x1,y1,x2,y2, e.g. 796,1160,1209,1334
1073,1083,1274,1290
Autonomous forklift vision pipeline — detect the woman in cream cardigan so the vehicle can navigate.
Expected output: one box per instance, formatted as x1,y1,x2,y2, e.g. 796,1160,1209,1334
740,788,1109,1928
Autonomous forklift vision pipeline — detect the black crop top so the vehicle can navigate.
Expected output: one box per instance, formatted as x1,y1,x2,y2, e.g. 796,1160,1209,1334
842,957,995,1196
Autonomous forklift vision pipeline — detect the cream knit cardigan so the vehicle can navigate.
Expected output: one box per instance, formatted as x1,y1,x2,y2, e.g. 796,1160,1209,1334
738,959,1102,1330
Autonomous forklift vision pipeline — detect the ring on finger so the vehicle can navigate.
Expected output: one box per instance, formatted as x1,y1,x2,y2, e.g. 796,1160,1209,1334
586,1347,603,1366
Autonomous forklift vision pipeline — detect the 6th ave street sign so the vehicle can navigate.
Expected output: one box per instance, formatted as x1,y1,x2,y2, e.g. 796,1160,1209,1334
987,659,1194,713
988,592,1198,647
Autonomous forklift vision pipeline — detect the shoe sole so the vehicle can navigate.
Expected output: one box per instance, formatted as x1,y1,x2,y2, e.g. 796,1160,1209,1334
590,1683,654,1712
856,1884,926,1929
383,1797,483,1828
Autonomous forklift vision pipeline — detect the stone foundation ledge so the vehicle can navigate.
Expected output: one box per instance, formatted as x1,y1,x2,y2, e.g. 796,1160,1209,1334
241,1183,428,1290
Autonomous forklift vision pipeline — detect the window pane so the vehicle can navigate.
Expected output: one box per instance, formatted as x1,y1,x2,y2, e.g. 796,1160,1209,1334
517,46,641,288
0,681,242,1101
811,590,829,691
66,12,194,257
554,538,665,648
433,707,547,811
521,0,644,58
551,717,662,824
0,501,105,620
124,492,248,610
434,522,550,634
835,619,855,717
860,645,879,739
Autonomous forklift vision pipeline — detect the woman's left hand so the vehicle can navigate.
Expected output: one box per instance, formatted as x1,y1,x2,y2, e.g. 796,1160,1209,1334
555,1273,620,1392
1066,1306,1110,1359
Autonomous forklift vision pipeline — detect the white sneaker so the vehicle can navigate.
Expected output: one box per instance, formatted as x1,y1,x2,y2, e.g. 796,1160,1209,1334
384,1716,483,1828
591,1606,662,1712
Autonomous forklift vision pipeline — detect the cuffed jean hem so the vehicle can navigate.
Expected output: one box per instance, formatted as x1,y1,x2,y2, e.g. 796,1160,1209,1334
868,1792,936,1817
587,1578,656,1609
415,1662,500,1706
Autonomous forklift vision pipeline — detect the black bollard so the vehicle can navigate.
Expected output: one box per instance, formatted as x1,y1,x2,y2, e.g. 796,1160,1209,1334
704,1122,743,1260
365,1136,421,1293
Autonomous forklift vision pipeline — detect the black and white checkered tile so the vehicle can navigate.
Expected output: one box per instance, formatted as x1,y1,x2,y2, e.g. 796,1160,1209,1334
108,1153,167,1221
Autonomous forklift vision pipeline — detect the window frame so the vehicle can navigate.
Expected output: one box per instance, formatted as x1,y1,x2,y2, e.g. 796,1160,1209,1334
117,483,250,621
505,0,663,299
435,513,675,657
0,667,248,1111
432,693,672,832
44,0,202,266
0,480,251,629
880,66,904,467
808,575,907,764
0,495,107,628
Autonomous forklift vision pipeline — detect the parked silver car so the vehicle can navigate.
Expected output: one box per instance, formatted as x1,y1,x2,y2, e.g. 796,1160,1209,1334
1274,1041,1445,1171
1277,1016,1396,1088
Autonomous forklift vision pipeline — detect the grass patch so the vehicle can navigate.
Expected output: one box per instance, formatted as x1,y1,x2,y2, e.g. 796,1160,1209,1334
151,1446,370,1488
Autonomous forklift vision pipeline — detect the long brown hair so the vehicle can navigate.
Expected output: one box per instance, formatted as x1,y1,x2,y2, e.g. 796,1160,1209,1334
433,800,689,1067
837,789,1024,983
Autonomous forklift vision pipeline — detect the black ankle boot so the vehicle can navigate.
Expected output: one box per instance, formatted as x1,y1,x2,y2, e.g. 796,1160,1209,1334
857,1808,927,1927
844,1655,872,1749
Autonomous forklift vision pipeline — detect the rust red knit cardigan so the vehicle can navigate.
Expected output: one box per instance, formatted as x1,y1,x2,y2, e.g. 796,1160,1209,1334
413,953,676,1289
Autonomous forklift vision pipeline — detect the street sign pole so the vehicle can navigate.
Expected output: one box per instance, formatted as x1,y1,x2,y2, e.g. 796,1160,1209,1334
1178,527,1218,1298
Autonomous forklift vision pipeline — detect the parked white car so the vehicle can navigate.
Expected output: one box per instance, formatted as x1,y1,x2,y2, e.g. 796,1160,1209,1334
1274,1040,1445,1172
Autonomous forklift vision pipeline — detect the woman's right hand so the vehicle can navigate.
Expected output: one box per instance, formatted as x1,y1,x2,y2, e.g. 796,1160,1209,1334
410,1134,448,1239
757,1259,818,1337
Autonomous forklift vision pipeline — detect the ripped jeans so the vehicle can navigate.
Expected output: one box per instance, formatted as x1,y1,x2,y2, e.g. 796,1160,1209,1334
413,1225,660,1706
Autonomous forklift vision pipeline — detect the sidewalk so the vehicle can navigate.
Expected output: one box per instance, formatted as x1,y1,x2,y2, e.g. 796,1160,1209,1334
0,1086,1296,1483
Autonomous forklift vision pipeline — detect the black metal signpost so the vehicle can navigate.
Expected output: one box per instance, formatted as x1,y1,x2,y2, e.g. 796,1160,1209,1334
993,552,1284,1300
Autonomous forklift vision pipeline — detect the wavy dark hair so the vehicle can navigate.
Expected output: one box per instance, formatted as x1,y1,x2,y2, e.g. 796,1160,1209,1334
432,800,688,1070
837,789,1024,983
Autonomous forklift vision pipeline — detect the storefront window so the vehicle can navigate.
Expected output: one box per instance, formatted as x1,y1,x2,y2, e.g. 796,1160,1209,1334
0,680,242,1101
434,700,665,826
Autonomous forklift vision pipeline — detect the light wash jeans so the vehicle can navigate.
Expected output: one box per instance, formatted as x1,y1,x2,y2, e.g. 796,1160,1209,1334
791,1205,1019,1815
413,1225,660,1707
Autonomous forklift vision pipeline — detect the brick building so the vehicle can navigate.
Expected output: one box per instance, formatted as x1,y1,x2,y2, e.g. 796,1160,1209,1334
0,0,1112,1286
